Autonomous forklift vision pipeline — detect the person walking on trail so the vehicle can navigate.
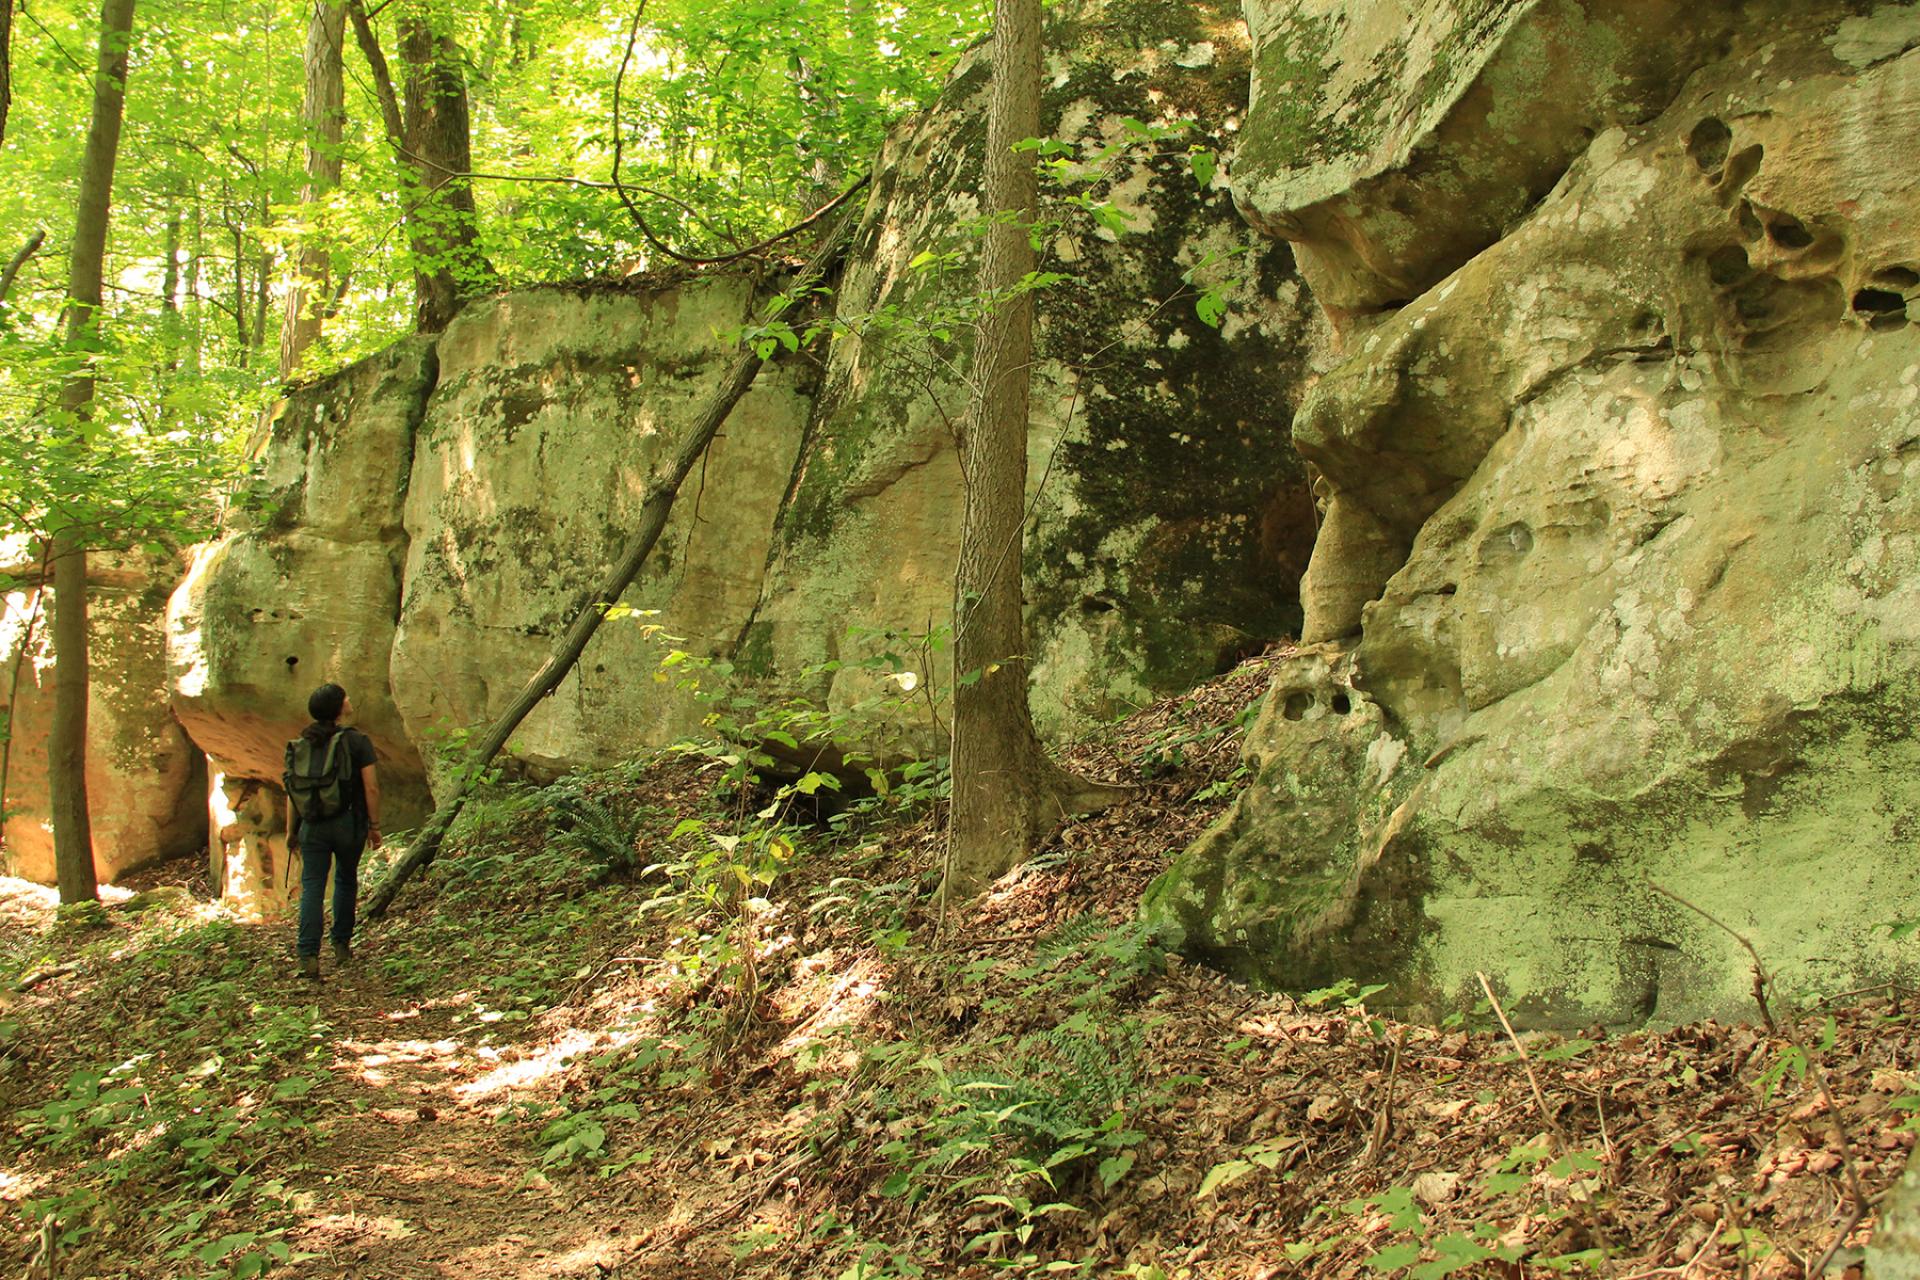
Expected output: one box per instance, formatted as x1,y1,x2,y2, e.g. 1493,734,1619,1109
285,683,382,980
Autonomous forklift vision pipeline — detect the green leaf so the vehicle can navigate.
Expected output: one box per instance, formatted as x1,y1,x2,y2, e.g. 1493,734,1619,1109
1195,288,1228,329
1410,1233,1496,1280
1195,1159,1255,1199
1534,1037,1596,1062
197,1233,256,1264
1189,148,1217,187
1365,1243,1422,1271
1096,1151,1136,1190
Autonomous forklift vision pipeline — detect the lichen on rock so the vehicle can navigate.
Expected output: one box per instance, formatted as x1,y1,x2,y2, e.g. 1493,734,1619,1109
1151,3,1920,1026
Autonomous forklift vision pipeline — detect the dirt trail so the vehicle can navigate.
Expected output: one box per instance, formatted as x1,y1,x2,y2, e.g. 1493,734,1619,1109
277,956,653,1280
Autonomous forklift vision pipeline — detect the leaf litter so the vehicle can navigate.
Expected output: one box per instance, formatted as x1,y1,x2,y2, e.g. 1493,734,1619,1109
1,644,1915,1279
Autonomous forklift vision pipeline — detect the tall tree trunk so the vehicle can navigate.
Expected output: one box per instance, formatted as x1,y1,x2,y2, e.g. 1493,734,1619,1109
225,198,249,352
252,246,273,354
186,195,203,376
945,0,1115,904
159,213,180,312
364,210,855,919
278,0,346,379
400,13,493,332
49,0,138,905
1,0,13,148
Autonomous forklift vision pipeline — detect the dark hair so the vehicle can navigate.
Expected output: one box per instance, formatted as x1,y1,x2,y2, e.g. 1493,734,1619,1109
307,683,347,723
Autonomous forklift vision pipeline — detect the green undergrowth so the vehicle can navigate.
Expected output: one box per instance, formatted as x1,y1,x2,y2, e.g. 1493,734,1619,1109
1,910,333,1279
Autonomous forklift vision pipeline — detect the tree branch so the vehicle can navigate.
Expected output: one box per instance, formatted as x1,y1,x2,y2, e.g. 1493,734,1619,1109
0,227,44,302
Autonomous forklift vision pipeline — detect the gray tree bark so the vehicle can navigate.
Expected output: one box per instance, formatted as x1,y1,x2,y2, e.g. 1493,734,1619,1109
49,0,138,904
278,0,347,379
399,14,494,332
945,0,1115,904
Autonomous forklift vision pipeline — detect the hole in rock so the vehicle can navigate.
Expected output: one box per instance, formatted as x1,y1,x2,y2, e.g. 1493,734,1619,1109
1435,583,1458,596
1873,266,1920,290
1079,595,1116,614
1854,287,1907,314
1686,117,1731,173
1736,201,1764,243
1870,313,1909,333
1706,245,1751,287
284,655,299,670
1330,693,1352,716
1718,146,1764,204
1766,215,1815,250
1282,692,1312,721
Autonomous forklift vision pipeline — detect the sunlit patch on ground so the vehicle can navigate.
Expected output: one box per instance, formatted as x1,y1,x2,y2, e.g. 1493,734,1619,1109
456,1027,625,1101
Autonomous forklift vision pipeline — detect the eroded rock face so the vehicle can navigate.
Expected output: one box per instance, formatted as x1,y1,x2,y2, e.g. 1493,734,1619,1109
167,0,1318,840
390,281,815,790
1150,4,1920,1025
1233,0,1765,319
2,547,206,885
750,0,1319,742
168,339,436,905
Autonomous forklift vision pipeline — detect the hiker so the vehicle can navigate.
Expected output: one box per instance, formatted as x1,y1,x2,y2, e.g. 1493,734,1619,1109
284,683,382,979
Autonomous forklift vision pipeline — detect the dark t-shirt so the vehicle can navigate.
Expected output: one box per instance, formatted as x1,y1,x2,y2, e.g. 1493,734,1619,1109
339,728,378,823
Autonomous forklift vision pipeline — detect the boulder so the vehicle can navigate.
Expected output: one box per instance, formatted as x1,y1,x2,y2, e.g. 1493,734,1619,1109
1149,4,1920,1025
387,280,816,790
169,338,436,897
1232,0,1754,319
748,0,1319,743
2,545,206,886
176,0,1322,812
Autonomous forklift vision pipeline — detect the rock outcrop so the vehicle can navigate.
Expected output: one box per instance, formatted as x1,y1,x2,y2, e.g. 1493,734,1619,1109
169,0,1321,874
168,340,436,909
1149,1,1920,1025
2,545,206,885
749,0,1319,740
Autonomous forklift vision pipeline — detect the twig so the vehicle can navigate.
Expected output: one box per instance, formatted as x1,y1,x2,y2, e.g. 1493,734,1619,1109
1649,882,1775,1033
1363,1025,1407,1164
12,962,81,993
1650,881,1872,1278
1476,971,1568,1151
0,229,45,303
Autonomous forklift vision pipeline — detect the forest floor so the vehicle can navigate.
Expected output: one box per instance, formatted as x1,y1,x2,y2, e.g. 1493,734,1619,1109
3,648,1918,1280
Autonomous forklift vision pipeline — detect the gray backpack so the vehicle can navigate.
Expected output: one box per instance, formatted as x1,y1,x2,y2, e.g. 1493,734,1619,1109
283,731,354,821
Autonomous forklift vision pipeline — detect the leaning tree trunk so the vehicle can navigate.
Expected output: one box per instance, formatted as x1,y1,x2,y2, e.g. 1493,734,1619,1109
399,14,494,332
49,0,138,905
944,0,1117,905
364,210,857,918
277,0,347,379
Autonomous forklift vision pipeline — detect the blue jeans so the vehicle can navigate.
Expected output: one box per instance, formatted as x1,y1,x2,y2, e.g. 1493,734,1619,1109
297,813,365,957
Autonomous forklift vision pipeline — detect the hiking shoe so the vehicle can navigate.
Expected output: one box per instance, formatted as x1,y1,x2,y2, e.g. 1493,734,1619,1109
299,954,321,980
331,940,351,966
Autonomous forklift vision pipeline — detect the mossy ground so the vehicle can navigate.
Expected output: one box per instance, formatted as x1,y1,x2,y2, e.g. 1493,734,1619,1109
4,653,1916,1279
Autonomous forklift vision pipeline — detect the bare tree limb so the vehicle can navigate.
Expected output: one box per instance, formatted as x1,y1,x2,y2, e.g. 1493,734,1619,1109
609,0,869,267
1477,970,1569,1153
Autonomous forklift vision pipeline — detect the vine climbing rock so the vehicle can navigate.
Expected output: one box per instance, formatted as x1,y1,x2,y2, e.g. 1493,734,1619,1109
1146,2,1920,1026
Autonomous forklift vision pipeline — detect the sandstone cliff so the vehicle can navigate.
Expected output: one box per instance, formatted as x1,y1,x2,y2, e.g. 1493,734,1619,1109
1148,0,1920,1025
162,0,1317,908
